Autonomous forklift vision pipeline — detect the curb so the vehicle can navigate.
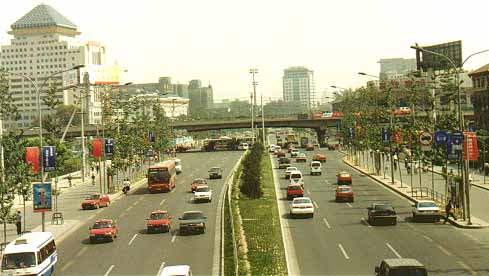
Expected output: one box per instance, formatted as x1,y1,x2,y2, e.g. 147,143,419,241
342,157,489,229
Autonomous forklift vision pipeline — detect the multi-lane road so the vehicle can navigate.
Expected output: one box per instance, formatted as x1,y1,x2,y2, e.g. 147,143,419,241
55,151,242,276
272,148,489,275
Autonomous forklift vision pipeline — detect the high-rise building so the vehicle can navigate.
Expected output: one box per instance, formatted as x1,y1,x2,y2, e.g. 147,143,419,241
378,58,417,80
282,66,315,111
175,83,189,98
0,4,113,127
188,80,214,117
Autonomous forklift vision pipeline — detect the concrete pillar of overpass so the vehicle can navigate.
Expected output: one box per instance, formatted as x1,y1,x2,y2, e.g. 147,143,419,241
315,129,326,147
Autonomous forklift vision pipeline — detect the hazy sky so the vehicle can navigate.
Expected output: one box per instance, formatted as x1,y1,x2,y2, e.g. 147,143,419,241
2,0,489,101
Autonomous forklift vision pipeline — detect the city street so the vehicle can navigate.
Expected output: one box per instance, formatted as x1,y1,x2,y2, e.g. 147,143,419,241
272,146,489,275
55,151,242,276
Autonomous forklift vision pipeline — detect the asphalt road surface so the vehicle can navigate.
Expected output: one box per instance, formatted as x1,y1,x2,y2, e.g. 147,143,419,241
272,146,489,275
55,151,242,276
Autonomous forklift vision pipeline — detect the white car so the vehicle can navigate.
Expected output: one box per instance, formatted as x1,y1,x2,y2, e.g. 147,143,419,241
290,197,314,218
285,166,298,179
159,265,192,276
310,161,322,175
238,143,249,150
412,200,440,222
269,144,277,152
289,170,304,186
290,149,300,157
193,186,212,202
174,158,182,174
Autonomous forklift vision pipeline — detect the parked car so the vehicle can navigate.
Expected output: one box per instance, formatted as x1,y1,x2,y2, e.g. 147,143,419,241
208,167,223,179
335,186,354,202
193,185,212,203
336,171,352,185
278,157,291,169
310,161,322,175
146,210,172,233
312,153,327,163
412,200,440,222
375,258,427,276
191,178,208,192
81,194,110,210
367,203,397,226
285,166,298,179
287,184,304,200
290,197,314,218
295,153,307,162
179,211,207,235
89,219,118,243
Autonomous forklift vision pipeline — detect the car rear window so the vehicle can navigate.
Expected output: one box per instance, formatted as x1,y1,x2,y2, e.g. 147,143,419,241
196,187,209,192
419,202,437,208
388,268,427,276
294,198,311,204
290,174,302,179
374,204,394,211
339,173,350,178
288,186,302,191
339,188,351,193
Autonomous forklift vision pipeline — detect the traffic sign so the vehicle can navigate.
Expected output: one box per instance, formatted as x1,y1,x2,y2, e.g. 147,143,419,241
451,130,464,151
381,127,390,142
348,127,354,139
418,131,433,146
434,131,449,145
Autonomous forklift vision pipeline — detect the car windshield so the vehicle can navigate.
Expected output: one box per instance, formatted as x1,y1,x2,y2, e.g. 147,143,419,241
196,187,209,192
419,202,437,208
93,222,112,229
388,268,427,276
150,213,168,220
287,167,297,171
290,174,302,179
289,185,302,191
2,252,36,270
210,168,220,172
148,169,170,183
182,212,205,220
312,163,320,168
339,188,351,193
89,194,101,200
194,179,207,184
339,173,350,178
374,204,394,211
294,199,311,204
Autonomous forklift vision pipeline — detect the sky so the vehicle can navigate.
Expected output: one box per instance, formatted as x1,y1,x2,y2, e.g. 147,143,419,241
2,0,489,101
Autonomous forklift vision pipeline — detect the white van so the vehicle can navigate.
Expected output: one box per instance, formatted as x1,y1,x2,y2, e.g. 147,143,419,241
159,265,192,276
310,161,322,175
1,232,57,276
289,170,304,186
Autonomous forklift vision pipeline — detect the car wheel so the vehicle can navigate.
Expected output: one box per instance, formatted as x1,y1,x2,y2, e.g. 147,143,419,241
335,198,339,203
393,220,397,226
90,237,95,244
350,198,354,203
310,213,314,218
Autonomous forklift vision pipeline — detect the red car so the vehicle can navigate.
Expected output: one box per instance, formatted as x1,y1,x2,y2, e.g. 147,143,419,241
89,219,118,243
146,210,172,233
81,194,110,210
287,184,304,200
276,150,286,158
336,186,354,202
337,171,352,185
191,178,208,192
312,153,327,163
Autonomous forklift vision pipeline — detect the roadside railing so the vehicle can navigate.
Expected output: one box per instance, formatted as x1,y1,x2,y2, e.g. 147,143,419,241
410,187,446,206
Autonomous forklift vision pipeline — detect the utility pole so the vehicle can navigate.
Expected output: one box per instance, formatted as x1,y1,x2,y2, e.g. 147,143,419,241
261,94,265,145
81,72,89,184
250,93,254,143
250,69,258,143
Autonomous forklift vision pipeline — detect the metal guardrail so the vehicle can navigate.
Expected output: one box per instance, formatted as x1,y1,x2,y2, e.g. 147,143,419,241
410,187,446,206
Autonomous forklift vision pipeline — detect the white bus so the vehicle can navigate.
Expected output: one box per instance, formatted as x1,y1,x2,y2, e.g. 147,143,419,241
1,232,57,276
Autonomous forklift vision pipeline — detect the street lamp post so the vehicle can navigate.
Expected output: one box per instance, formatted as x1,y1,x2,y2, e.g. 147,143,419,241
250,69,258,143
411,43,489,225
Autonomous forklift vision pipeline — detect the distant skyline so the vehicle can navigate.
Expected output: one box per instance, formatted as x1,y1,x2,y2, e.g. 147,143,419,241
2,0,489,101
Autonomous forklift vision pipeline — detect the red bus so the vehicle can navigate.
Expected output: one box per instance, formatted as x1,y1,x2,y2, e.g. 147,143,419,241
147,160,177,193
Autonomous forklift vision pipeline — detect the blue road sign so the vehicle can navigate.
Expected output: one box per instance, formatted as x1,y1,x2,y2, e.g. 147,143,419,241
42,146,56,172
446,143,460,160
451,130,463,145
434,131,449,145
105,138,114,155
348,127,354,139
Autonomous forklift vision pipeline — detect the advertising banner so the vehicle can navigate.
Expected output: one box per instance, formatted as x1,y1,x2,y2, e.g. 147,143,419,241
25,147,40,173
105,138,114,155
33,183,52,212
42,146,56,172
463,132,478,161
92,138,103,158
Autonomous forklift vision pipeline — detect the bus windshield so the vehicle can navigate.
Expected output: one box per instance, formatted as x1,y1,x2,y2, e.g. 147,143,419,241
148,169,171,183
2,252,36,270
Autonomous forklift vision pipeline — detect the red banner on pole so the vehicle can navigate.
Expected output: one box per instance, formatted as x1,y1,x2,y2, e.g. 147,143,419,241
92,138,103,158
393,131,402,144
25,147,40,173
463,132,478,161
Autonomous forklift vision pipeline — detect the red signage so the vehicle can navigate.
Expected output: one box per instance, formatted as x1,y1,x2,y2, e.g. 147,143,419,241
25,147,40,173
463,132,478,161
92,139,103,158
393,131,402,144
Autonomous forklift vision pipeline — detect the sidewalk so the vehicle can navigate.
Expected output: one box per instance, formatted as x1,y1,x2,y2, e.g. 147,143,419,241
342,152,489,229
429,163,489,191
1,165,149,248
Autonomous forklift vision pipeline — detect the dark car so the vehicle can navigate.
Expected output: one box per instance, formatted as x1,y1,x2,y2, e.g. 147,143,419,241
208,167,223,179
179,211,207,235
278,157,291,169
367,203,397,226
375,258,427,276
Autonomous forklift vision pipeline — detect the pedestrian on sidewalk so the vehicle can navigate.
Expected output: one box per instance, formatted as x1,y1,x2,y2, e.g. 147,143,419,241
393,154,398,171
444,200,456,224
16,211,22,235
91,174,96,185
96,164,100,174
404,158,409,169
67,174,72,187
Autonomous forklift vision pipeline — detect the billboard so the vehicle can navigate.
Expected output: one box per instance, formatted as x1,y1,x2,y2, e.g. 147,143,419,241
92,138,103,158
463,132,478,161
25,147,40,173
415,40,462,71
33,183,52,213
42,146,56,172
